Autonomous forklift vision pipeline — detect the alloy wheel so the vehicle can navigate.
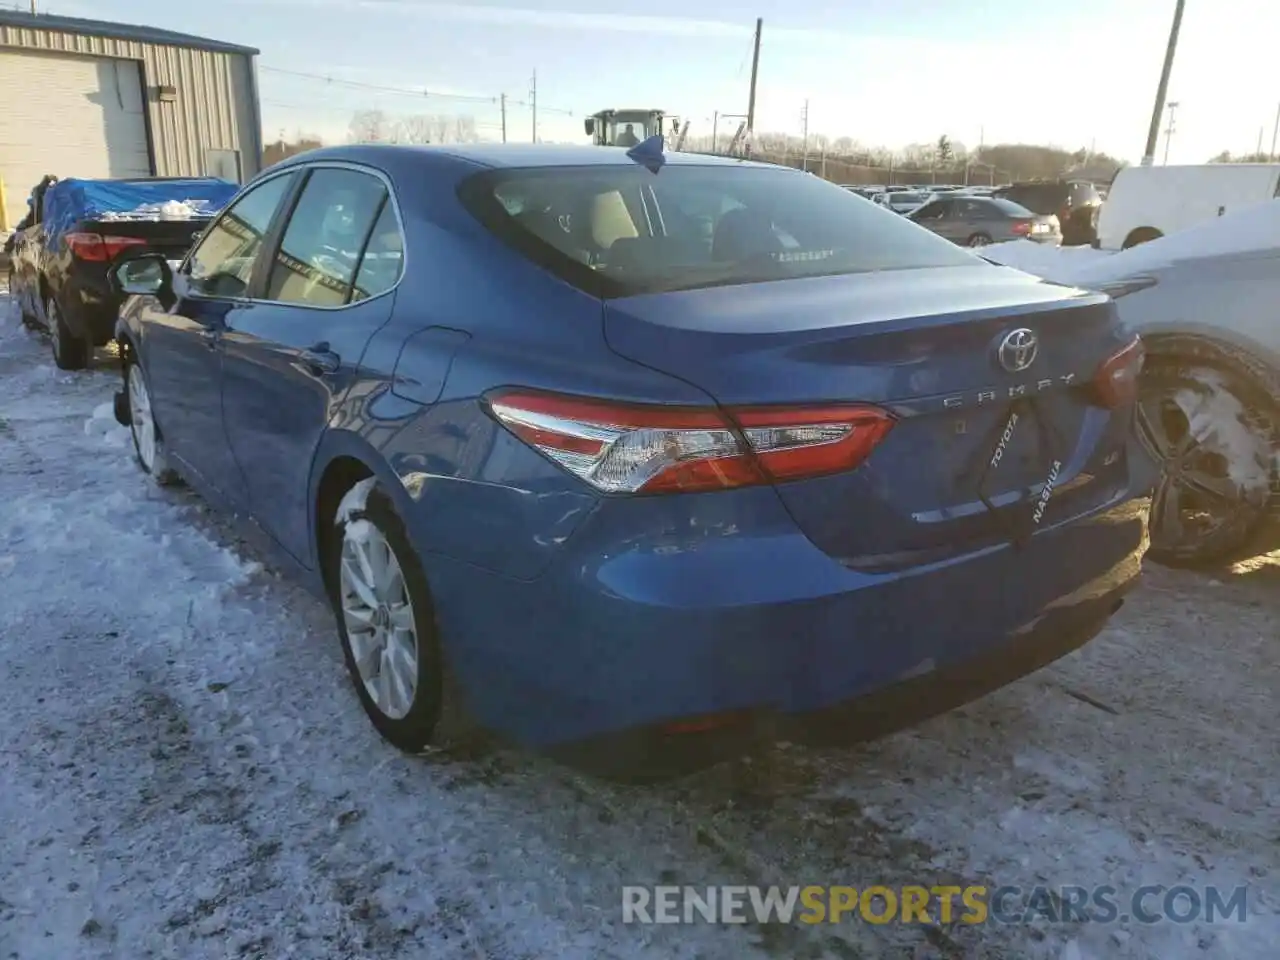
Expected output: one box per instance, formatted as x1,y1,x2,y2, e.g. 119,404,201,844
338,522,420,720
128,364,157,471
1134,378,1269,555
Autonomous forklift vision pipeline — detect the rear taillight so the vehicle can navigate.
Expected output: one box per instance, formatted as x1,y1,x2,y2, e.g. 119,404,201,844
1010,221,1032,236
64,232,147,262
485,390,896,494
1092,337,1144,408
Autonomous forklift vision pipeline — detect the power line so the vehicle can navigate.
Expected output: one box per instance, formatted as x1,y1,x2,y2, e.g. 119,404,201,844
261,98,503,132
258,64,576,116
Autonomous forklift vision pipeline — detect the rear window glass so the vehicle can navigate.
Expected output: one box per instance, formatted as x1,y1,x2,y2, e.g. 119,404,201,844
988,197,1035,217
1069,182,1101,204
998,185,1063,213
458,164,980,298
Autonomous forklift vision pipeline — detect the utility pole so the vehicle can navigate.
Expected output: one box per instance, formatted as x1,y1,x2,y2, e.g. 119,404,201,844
1162,101,1179,164
745,18,762,157
1270,101,1279,159
800,99,809,172
1257,126,1265,157
500,93,507,143
1142,0,1185,166
529,70,537,143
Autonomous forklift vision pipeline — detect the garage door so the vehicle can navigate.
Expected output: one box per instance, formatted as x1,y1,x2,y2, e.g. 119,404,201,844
0,49,151,228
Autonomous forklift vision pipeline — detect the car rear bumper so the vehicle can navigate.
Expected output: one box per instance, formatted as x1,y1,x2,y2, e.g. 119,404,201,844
552,596,1123,780
420,469,1150,773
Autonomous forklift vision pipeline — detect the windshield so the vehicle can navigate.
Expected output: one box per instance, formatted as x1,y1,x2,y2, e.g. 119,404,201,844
460,165,980,297
604,115,659,145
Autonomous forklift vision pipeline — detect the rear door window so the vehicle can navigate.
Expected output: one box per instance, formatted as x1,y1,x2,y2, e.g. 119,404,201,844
265,168,387,307
350,202,405,302
459,164,981,298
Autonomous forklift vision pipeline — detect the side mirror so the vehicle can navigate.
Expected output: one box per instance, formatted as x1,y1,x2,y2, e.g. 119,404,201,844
112,254,175,308
584,118,595,136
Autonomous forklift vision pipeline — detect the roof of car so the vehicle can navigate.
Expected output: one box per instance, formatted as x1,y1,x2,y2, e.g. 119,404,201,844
273,142,782,172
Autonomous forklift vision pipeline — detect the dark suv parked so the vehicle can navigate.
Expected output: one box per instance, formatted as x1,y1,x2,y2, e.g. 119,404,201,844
992,179,1102,246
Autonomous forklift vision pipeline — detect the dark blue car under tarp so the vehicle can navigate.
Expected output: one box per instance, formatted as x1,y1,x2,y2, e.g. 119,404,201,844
40,177,240,237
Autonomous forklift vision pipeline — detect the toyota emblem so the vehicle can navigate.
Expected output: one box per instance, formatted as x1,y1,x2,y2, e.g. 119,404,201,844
996,328,1039,372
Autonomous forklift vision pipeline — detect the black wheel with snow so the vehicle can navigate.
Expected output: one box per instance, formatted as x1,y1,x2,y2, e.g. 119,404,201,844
1135,351,1277,567
124,359,181,486
46,294,89,371
327,481,481,756
966,232,992,248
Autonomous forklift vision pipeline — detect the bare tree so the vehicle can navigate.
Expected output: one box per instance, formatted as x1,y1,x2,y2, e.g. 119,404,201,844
394,115,435,144
451,115,480,143
348,109,391,144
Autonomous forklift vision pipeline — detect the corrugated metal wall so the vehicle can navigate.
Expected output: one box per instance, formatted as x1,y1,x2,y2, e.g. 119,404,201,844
0,23,259,181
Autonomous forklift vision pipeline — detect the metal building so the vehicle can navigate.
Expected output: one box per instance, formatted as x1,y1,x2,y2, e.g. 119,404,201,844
0,10,262,229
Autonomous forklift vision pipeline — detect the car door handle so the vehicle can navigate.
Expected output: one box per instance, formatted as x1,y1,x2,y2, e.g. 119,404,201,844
301,343,340,375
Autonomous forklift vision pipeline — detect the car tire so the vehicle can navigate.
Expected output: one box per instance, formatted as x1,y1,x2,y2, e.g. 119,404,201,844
124,359,181,486
46,295,89,370
966,233,992,247
329,484,481,755
18,293,38,329
1136,347,1277,568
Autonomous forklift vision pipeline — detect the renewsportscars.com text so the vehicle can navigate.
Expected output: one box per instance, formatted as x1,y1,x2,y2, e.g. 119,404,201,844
622,884,1249,926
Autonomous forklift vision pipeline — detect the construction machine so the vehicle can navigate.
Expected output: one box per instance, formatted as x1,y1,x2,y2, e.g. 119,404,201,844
585,109,689,149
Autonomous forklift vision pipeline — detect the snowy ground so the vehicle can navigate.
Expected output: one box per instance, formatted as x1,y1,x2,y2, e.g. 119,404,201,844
1,292,1278,960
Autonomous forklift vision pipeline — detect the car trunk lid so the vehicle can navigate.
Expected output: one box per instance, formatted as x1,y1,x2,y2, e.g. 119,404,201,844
603,265,1135,567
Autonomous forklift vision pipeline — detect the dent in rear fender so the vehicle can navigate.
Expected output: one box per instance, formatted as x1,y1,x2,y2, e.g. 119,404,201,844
376,396,598,580
333,354,598,581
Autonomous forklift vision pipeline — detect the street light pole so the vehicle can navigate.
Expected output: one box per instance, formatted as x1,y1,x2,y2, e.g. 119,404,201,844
1162,101,1179,164
1141,0,1185,166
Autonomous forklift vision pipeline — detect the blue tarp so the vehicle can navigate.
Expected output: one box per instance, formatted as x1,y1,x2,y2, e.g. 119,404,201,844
40,177,240,238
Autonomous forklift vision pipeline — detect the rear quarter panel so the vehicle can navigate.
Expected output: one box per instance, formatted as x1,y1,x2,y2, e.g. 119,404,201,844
1113,250,1280,372
333,200,720,581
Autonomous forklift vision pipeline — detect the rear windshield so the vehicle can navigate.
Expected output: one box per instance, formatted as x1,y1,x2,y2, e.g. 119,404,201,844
458,164,981,298
997,185,1063,213
988,197,1036,217
1069,181,1102,204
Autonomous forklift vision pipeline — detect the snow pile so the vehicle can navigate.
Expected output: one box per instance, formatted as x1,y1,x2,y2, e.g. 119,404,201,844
84,400,130,448
98,199,217,222
1175,369,1274,495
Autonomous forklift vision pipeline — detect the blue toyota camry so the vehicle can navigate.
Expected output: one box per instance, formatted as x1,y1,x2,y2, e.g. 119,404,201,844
110,142,1152,778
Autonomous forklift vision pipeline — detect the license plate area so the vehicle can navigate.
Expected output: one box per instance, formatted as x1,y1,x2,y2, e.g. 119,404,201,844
968,398,1069,547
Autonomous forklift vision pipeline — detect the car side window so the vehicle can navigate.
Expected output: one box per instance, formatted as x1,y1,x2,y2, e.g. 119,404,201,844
266,168,388,307
186,173,295,299
350,202,405,302
913,200,947,220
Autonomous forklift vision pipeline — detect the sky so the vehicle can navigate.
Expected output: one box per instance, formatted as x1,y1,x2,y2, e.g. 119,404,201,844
32,0,1280,164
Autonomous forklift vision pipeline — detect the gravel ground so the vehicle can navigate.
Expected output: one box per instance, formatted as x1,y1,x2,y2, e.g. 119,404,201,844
1,297,1276,960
